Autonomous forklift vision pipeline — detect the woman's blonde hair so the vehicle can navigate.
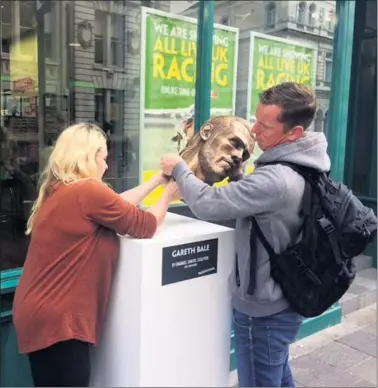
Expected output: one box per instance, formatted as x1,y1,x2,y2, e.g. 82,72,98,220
26,122,107,235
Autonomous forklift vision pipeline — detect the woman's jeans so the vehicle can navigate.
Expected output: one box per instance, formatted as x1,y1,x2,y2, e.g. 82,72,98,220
233,307,303,387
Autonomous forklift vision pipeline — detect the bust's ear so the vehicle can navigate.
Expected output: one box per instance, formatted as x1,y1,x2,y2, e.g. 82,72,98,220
199,123,213,141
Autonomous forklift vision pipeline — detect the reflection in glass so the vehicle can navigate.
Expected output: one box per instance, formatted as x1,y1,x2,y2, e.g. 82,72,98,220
0,0,194,271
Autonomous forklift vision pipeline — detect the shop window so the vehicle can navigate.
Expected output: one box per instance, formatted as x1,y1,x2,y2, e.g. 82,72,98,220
265,3,276,28
0,0,203,278
349,37,377,197
365,0,377,34
94,89,128,189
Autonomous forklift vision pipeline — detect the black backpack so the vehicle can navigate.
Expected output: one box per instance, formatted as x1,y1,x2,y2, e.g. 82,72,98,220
252,162,377,318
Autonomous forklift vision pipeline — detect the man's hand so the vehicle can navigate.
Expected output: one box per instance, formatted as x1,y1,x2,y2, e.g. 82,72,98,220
160,154,183,176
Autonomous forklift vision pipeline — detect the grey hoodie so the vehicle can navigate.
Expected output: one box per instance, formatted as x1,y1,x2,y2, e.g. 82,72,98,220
172,132,331,317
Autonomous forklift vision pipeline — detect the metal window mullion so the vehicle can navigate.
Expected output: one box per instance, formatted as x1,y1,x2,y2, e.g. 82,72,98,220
194,0,214,133
106,11,112,68
326,0,356,182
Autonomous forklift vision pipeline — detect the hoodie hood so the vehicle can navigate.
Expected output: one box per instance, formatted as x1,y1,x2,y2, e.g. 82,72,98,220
255,131,331,172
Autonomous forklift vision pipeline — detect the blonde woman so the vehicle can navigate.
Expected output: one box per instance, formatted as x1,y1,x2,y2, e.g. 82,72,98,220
12,123,178,387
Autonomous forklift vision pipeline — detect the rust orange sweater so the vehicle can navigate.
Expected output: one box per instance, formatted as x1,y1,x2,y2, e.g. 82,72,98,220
13,179,157,354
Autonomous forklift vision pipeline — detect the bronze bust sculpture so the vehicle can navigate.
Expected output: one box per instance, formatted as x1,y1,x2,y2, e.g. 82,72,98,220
179,115,255,184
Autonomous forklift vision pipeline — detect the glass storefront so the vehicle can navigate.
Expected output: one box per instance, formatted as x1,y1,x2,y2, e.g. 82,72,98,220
346,0,377,199
0,0,375,273
206,0,338,165
0,0,338,273
1,0,199,272
0,1,376,386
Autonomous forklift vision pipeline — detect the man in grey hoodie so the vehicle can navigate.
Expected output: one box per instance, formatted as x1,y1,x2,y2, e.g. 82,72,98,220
160,82,331,388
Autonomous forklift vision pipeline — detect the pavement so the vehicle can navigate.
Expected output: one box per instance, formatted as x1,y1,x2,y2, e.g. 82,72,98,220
290,303,377,387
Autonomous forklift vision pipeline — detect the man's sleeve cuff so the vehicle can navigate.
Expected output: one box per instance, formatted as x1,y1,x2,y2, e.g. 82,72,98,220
172,161,191,180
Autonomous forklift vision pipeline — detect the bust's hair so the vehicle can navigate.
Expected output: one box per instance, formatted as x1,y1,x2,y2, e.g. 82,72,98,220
180,130,202,161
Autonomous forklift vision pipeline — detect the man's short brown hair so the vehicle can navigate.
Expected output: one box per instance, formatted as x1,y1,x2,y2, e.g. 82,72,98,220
259,82,316,132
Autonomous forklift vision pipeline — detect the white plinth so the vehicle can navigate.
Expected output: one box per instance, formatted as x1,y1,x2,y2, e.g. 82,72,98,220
90,213,235,387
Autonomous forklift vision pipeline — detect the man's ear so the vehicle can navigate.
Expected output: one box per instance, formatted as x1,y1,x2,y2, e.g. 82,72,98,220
199,123,213,141
286,125,304,141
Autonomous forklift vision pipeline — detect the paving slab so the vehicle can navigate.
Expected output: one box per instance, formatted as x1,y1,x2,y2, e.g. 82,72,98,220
363,323,377,335
291,304,377,361
348,357,377,386
291,353,362,387
352,269,377,290
337,329,377,358
341,283,371,299
305,341,370,370
349,378,376,387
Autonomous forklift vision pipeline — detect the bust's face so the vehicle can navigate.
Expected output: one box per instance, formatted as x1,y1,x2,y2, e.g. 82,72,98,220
185,116,255,183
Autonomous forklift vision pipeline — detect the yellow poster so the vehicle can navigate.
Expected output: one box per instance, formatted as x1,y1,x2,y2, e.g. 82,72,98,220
10,33,38,95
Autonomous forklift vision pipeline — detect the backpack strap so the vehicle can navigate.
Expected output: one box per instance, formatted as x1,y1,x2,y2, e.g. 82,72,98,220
251,217,276,257
257,162,351,278
258,161,315,216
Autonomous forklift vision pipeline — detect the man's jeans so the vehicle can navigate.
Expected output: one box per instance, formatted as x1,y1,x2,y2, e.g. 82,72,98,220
233,308,303,387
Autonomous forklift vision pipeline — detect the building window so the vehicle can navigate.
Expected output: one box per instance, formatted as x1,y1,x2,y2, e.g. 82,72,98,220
319,7,325,24
219,16,230,26
19,0,37,55
325,52,333,84
1,1,54,58
44,10,54,59
95,89,106,125
327,10,335,31
308,3,316,27
111,14,124,67
297,2,306,25
1,0,12,54
95,10,124,67
95,10,106,64
265,3,276,28
314,108,324,132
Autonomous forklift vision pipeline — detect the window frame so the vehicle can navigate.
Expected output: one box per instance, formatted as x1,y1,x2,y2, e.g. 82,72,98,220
308,3,317,27
297,1,306,25
94,7,125,68
265,2,276,28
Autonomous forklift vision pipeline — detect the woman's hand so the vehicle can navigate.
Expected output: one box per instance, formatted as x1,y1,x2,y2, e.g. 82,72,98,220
165,181,182,202
156,171,171,186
